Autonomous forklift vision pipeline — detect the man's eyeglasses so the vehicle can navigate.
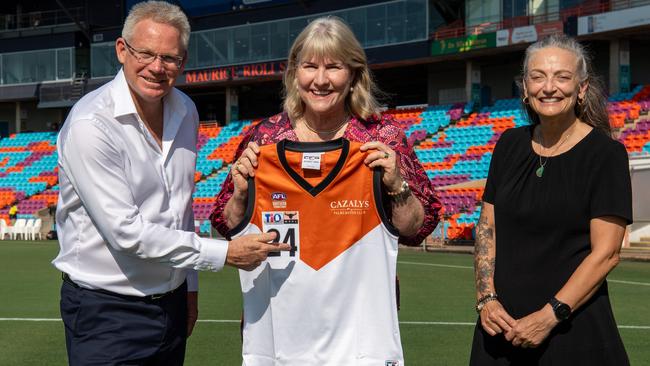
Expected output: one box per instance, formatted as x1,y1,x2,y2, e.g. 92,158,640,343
123,39,184,70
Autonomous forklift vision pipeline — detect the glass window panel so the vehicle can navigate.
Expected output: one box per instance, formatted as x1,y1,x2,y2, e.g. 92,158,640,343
504,0,513,18
467,0,480,26
196,31,216,68
269,21,289,60
251,23,270,61
91,43,121,78
2,53,21,84
23,53,37,82
38,51,56,81
150,0,428,71
515,0,528,16
213,29,230,64
546,0,560,16
57,49,72,79
186,35,198,69
233,27,250,63
406,0,427,40
366,5,386,47
467,0,500,27
288,18,307,47
346,8,366,45
504,0,528,17
1,49,62,83
386,2,405,43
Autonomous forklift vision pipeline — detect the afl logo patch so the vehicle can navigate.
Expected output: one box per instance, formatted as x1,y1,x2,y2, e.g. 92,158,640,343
271,192,287,208
271,192,287,200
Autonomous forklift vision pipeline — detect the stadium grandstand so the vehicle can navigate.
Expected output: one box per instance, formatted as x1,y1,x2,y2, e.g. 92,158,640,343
0,0,649,253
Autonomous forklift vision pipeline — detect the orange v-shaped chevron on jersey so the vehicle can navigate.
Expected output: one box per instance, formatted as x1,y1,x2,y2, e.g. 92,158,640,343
248,139,382,270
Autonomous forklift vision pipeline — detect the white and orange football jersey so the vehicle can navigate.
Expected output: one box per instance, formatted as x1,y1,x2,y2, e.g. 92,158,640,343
230,138,403,366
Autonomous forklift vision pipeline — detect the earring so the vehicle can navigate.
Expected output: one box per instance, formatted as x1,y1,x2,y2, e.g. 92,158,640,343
522,96,529,105
350,86,354,93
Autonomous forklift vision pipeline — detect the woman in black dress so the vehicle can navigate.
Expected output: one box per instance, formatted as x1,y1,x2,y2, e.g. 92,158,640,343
470,34,632,365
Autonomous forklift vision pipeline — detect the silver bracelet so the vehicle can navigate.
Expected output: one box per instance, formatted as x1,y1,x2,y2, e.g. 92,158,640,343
475,293,498,313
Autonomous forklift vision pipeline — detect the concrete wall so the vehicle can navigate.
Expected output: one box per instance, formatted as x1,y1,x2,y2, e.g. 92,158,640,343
631,39,650,87
481,58,522,103
427,63,466,105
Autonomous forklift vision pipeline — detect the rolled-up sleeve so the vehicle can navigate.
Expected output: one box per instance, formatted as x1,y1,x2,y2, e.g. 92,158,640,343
210,125,258,237
380,120,441,245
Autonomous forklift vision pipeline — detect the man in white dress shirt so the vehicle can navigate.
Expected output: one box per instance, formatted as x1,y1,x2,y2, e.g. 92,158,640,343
52,2,286,365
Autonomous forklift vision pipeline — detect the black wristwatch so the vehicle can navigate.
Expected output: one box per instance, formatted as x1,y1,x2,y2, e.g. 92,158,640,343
549,297,571,322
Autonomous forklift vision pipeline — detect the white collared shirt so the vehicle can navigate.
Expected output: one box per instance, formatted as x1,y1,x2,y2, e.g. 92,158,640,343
52,69,228,296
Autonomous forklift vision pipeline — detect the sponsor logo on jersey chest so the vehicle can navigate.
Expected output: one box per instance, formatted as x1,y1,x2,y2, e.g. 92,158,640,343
329,199,370,215
271,191,287,208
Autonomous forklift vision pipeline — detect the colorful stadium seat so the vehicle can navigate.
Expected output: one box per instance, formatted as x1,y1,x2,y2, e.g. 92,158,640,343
3,88,649,240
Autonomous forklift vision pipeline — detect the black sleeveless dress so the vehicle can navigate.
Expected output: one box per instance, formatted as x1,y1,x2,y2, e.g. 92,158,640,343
469,126,632,365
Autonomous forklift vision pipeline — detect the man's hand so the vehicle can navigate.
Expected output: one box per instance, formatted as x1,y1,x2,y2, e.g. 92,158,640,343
187,291,198,337
226,232,290,271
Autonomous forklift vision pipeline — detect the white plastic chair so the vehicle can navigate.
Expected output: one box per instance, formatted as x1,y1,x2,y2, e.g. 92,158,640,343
30,218,42,240
0,219,9,240
11,219,27,240
22,219,35,240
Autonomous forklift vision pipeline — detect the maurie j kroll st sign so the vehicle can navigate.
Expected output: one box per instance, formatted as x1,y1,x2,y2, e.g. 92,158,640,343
183,61,287,85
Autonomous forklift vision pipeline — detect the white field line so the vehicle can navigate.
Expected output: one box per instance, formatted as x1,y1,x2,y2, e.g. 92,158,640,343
0,318,60,321
398,261,472,269
1,318,649,329
608,279,650,286
398,261,650,287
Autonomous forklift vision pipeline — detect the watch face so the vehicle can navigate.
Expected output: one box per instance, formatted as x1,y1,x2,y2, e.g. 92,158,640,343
555,303,571,320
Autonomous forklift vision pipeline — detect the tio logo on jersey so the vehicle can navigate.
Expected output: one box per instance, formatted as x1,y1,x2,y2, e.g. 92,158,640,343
263,212,284,224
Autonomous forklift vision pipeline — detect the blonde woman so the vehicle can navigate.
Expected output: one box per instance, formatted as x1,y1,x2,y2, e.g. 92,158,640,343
211,17,440,364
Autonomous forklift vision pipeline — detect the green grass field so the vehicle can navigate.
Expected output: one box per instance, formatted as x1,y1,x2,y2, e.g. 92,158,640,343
1,241,648,365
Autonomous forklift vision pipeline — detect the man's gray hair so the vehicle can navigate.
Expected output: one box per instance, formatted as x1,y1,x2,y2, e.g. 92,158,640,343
122,1,190,51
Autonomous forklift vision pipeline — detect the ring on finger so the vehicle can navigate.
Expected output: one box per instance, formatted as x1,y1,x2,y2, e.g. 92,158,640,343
383,152,389,159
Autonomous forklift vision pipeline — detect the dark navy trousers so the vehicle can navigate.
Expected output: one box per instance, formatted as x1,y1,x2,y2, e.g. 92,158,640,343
60,280,188,366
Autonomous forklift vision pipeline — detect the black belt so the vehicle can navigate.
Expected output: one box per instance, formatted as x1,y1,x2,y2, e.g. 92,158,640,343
62,273,182,301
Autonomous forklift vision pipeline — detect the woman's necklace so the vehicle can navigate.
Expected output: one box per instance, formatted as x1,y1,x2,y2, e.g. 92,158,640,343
535,125,575,178
302,115,350,135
